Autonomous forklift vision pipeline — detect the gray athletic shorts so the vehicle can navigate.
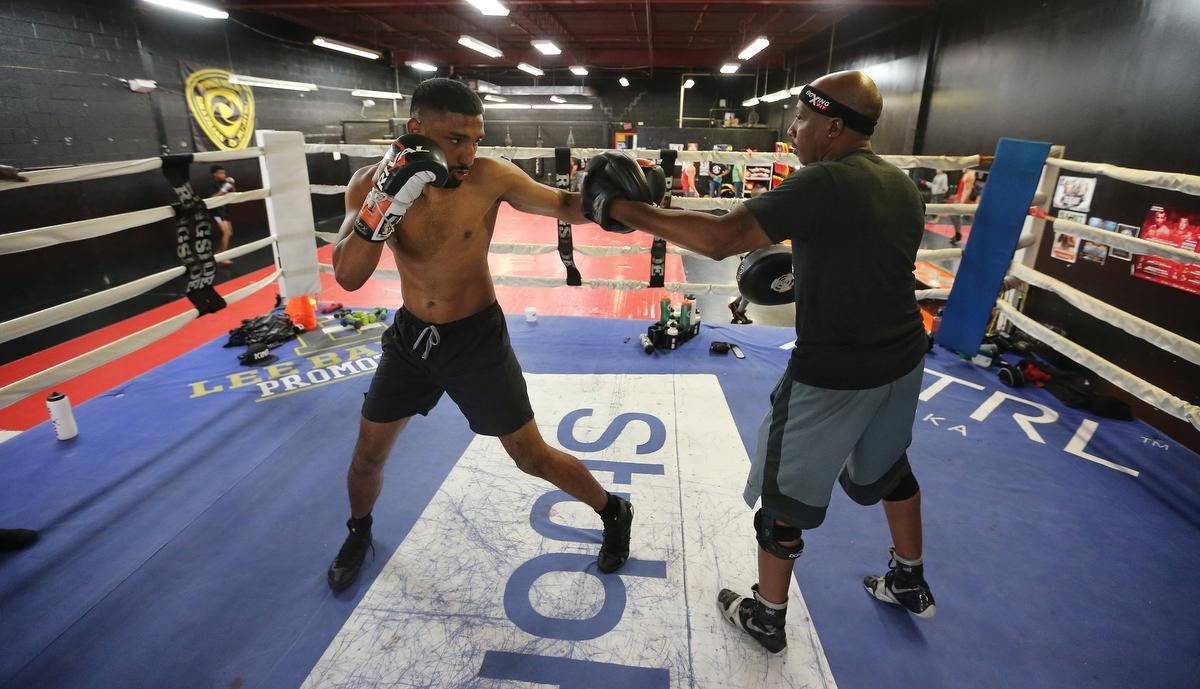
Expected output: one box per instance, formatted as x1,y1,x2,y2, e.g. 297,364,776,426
743,360,924,529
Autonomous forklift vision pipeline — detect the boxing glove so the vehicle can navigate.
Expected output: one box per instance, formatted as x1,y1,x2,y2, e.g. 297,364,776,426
352,134,449,243
580,152,653,233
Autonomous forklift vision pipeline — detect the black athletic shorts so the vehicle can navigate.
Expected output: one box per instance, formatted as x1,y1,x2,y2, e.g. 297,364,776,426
361,301,535,436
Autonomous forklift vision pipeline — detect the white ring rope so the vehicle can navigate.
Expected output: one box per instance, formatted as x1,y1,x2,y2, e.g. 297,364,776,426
915,289,951,300
994,300,1200,431
1007,263,1200,366
1050,215,1200,265
312,231,965,265
1045,158,1200,197
221,235,274,262
0,268,180,346
310,184,347,195
308,183,981,218
315,261,742,296
318,260,958,303
0,269,281,409
304,143,984,171
0,148,263,192
0,187,272,255
0,235,276,346
917,248,964,261
203,187,270,210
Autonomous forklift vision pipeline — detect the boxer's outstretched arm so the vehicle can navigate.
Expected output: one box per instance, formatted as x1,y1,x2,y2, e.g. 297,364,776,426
608,200,772,260
496,157,589,225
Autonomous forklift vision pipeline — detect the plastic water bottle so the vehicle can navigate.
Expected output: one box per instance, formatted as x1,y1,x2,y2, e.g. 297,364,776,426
46,391,78,440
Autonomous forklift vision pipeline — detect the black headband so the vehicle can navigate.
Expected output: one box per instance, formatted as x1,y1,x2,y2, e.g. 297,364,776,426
798,84,877,135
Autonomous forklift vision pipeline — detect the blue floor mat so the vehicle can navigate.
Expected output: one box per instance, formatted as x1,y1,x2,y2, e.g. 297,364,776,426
1,314,1195,689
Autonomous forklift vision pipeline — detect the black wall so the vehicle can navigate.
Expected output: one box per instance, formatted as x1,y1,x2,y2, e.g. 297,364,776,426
0,0,411,362
923,0,1200,173
0,0,410,169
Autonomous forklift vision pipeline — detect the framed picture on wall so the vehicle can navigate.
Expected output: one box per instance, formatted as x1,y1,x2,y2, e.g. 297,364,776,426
1081,240,1108,264
1110,224,1139,261
1051,210,1086,263
1133,205,1200,295
1052,175,1097,214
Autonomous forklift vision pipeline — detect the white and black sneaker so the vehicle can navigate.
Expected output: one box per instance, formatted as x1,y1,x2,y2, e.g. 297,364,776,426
717,583,788,654
863,547,936,618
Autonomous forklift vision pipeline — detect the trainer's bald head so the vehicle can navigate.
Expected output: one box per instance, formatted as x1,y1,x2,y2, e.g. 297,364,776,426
811,70,883,122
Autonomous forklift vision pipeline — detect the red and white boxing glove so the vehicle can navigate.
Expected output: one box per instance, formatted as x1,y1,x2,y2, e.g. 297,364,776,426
352,134,450,243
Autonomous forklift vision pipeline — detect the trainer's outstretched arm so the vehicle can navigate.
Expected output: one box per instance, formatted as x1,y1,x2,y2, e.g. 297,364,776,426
608,201,773,260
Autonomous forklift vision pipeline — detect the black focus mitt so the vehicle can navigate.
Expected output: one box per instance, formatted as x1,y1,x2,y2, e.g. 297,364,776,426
581,152,653,233
736,245,795,305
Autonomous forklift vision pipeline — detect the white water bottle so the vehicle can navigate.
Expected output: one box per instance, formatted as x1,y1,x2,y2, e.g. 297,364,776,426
46,391,78,440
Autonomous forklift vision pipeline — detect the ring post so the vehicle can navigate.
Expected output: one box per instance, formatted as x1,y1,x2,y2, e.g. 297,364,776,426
936,137,1051,355
257,130,320,298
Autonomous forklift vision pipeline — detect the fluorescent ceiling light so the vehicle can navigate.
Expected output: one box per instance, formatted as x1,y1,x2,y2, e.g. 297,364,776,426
759,89,791,102
619,76,630,87
532,104,592,110
229,74,317,91
789,85,803,95
484,103,531,110
352,89,403,100
531,40,561,55
549,95,566,103
312,36,381,60
569,66,588,76
458,35,503,58
142,0,227,19
738,37,770,60
517,63,544,76
407,61,437,72
683,78,695,89
465,0,509,16
720,63,740,74
484,94,507,102
742,97,760,106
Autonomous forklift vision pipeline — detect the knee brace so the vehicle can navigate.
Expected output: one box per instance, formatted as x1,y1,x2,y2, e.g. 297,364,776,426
754,509,804,560
883,468,920,502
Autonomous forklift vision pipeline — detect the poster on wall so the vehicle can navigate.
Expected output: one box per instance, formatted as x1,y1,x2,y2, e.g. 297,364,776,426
1052,175,1097,213
181,65,255,151
1110,223,1140,261
1081,240,1108,264
1051,210,1086,263
1132,204,1200,295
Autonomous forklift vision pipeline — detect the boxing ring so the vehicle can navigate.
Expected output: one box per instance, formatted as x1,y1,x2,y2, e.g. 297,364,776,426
0,135,1198,689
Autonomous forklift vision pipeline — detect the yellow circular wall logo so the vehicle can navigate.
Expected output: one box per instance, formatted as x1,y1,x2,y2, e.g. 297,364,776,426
186,68,255,150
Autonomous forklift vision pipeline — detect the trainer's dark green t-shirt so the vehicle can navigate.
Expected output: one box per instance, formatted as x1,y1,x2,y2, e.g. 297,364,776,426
743,148,927,390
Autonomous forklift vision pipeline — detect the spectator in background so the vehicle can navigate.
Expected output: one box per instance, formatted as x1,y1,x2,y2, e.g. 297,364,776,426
207,165,236,265
948,168,975,245
680,161,699,197
919,169,950,236
709,163,726,198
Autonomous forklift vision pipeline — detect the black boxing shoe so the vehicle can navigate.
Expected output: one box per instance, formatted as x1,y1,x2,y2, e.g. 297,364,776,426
863,547,937,618
717,583,788,654
327,518,374,591
597,497,634,573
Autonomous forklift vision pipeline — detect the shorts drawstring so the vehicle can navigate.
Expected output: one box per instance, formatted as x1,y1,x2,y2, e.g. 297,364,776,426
412,324,440,360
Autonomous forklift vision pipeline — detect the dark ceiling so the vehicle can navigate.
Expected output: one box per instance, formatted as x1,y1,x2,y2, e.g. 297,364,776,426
220,0,931,77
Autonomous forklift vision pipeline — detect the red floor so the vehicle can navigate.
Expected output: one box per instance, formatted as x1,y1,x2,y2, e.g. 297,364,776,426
0,206,687,431
3,206,968,432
